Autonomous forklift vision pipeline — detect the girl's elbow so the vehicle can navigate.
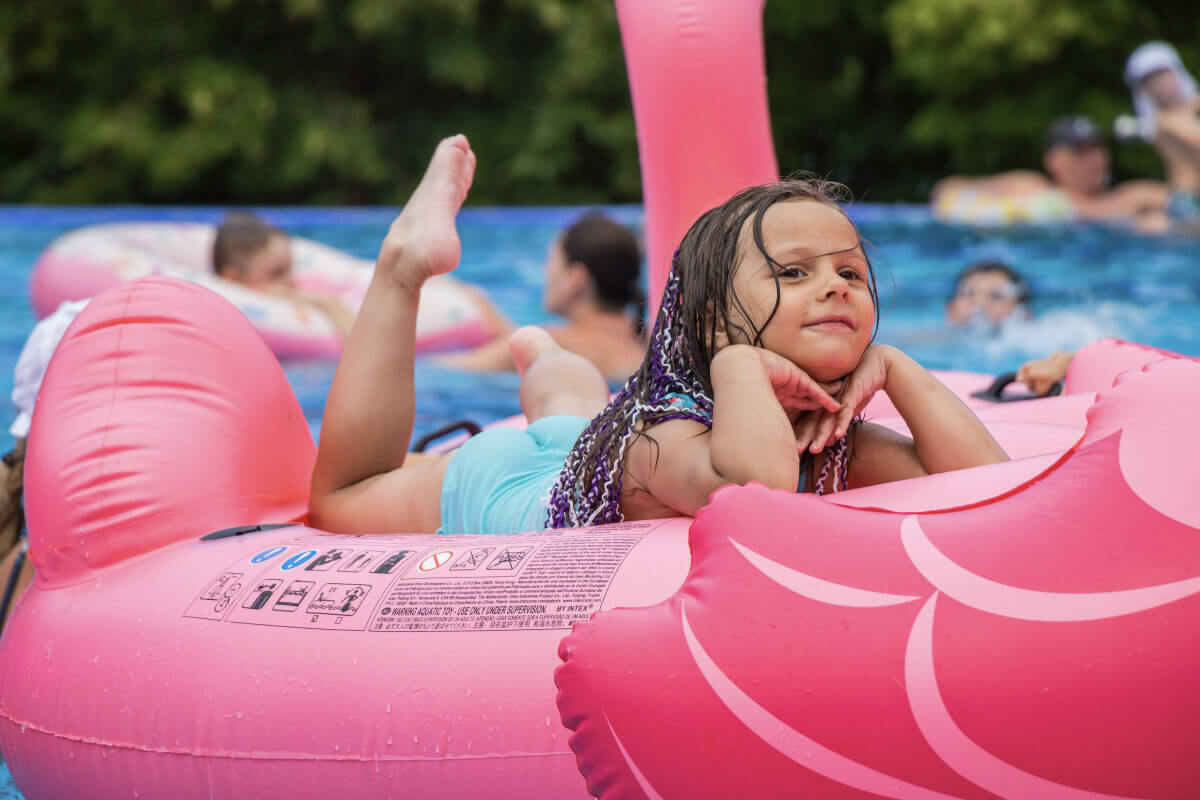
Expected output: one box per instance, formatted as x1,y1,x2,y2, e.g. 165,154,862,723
713,462,798,493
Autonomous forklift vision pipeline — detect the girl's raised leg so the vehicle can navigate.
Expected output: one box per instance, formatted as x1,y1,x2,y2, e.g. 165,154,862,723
309,135,476,534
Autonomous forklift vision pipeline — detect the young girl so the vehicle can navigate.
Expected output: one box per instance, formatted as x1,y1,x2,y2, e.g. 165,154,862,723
308,136,1007,535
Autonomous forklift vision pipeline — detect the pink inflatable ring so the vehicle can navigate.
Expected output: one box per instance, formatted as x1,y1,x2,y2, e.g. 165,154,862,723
30,222,491,359
1,278,1193,799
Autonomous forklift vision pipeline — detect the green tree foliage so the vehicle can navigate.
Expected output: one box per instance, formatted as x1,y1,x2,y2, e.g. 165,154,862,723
883,0,1198,189
0,0,1195,204
0,0,636,204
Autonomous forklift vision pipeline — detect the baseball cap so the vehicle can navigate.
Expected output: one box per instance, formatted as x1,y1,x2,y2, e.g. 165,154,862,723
1044,116,1104,150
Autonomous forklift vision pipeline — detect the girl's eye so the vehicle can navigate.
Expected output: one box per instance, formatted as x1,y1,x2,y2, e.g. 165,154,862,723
839,267,862,280
777,265,806,278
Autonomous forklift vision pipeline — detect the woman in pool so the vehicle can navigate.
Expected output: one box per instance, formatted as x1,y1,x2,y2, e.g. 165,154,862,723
439,211,646,381
308,136,1007,535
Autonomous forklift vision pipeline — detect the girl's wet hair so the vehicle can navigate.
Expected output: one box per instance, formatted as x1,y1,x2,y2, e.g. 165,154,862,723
545,175,880,528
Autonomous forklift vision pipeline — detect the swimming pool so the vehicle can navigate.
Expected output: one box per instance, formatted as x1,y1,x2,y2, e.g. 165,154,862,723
1,205,1199,797
6,204,1200,459
3,205,1199,461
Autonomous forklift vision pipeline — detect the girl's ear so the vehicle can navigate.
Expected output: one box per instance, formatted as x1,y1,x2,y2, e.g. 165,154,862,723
707,300,732,350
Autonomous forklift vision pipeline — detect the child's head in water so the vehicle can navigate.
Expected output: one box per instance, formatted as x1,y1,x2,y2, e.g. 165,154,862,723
546,177,880,527
945,261,1031,328
212,212,293,290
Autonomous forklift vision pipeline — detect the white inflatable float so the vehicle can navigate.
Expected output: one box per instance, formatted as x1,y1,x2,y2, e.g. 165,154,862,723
30,222,492,359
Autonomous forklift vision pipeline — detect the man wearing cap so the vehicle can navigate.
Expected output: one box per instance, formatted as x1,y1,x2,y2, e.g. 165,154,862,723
1125,41,1200,231
930,115,1165,226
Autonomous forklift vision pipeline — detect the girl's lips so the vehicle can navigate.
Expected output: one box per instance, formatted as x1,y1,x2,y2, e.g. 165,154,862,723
806,319,855,332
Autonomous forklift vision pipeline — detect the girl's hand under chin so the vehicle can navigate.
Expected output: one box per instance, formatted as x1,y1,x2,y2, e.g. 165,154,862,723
795,344,894,454
753,347,843,415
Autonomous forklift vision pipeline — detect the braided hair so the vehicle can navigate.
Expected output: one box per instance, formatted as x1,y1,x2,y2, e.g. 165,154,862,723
545,176,880,528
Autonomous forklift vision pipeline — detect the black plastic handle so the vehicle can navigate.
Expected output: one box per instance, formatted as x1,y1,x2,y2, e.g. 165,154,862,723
972,372,1062,402
200,523,298,541
413,420,482,453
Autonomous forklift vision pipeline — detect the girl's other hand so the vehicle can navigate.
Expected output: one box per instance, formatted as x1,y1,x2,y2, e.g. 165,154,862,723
795,345,893,453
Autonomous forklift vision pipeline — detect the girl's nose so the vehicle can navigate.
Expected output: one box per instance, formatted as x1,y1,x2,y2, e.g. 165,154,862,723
821,271,850,299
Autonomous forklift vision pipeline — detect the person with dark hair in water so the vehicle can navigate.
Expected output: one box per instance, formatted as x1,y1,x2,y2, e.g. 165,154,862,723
945,260,1032,329
931,116,1166,227
213,212,357,340
440,211,646,381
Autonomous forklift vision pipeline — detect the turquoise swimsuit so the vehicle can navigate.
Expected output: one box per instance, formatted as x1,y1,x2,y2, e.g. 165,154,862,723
437,393,814,536
438,416,588,536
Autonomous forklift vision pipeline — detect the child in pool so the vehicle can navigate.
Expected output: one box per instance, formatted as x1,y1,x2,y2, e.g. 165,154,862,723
308,135,1007,535
944,260,1032,331
213,212,357,340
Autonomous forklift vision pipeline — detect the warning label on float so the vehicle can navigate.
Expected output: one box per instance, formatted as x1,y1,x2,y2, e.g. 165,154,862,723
183,522,658,632
368,527,647,632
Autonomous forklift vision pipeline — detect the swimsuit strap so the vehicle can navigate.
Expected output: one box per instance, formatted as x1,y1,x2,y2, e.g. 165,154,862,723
797,450,814,493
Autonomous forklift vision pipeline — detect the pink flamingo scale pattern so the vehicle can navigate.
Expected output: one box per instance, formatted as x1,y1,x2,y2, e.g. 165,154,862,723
556,358,1200,799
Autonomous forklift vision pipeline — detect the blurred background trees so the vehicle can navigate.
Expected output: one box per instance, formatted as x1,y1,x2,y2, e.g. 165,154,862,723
0,0,1194,205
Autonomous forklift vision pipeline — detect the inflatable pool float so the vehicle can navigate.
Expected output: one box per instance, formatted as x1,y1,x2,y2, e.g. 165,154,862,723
30,222,492,359
932,186,1076,227
1,277,1195,799
3,1,1197,798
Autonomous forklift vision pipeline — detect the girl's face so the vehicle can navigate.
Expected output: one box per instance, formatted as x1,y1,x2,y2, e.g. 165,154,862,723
724,199,874,381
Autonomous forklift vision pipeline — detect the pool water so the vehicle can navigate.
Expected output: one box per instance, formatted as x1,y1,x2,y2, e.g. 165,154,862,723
3,205,1199,460
0,206,1199,795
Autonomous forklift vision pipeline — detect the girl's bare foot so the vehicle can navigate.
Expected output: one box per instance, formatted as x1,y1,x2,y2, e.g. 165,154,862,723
509,326,610,421
378,135,477,289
